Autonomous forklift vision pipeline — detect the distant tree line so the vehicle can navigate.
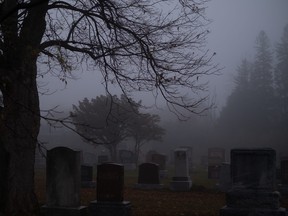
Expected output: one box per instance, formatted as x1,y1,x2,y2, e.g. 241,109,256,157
216,24,288,150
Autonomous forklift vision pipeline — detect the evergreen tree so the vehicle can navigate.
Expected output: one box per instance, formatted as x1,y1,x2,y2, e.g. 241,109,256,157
249,31,275,131
275,24,288,127
251,31,274,95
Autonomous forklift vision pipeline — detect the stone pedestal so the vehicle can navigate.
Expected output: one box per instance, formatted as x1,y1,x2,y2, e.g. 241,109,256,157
170,176,192,191
41,205,88,216
89,201,131,216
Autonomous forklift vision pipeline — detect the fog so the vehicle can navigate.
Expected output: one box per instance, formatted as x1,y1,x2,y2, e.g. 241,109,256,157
38,0,288,164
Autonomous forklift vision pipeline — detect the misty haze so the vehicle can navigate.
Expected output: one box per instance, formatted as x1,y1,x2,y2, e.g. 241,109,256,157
1,0,288,216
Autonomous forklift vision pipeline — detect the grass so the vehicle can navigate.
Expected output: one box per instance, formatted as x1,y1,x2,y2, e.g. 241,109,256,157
35,167,288,216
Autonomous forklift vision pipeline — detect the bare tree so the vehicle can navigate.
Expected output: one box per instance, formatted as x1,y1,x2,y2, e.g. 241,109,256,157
0,0,217,215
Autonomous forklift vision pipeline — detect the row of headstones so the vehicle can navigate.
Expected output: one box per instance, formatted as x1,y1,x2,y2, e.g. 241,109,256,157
41,147,191,216
41,147,288,216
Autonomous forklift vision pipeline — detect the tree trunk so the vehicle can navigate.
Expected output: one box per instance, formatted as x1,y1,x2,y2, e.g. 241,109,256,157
0,1,48,215
0,64,40,216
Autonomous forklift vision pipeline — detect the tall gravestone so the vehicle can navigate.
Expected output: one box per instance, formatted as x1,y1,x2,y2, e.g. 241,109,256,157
208,147,225,179
151,153,168,178
41,147,87,216
89,163,131,216
220,148,286,216
170,148,192,191
119,150,136,170
134,163,163,189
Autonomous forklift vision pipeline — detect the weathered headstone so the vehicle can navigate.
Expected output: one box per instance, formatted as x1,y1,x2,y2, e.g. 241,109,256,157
81,165,96,188
208,147,225,179
89,163,131,216
151,153,168,178
119,150,136,170
220,148,286,216
278,157,288,197
170,148,192,191
145,150,158,163
135,163,163,189
41,147,87,216
180,146,193,171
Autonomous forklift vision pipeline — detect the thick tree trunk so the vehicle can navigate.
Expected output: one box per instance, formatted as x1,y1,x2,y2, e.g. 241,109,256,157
0,65,40,216
0,1,48,215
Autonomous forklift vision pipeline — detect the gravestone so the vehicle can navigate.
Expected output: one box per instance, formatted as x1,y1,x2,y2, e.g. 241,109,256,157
98,155,109,164
220,148,286,216
208,147,225,179
217,162,232,192
146,150,158,163
151,153,168,178
134,163,163,189
170,148,192,191
89,163,131,216
119,150,136,170
278,157,288,196
180,146,193,171
81,165,96,188
41,147,87,216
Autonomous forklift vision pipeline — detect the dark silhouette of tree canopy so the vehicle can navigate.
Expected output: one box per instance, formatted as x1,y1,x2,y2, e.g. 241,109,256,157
71,94,165,164
71,94,136,161
0,1,217,215
127,111,165,165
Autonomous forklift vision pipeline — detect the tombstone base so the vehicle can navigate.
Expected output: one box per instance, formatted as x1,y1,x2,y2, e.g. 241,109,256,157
226,189,280,209
41,205,88,216
170,176,192,191
89,200,131,216
220,206,286,216
134,183,164,190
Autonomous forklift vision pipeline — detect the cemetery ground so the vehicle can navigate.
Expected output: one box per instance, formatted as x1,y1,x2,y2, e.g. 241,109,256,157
35,167,288,216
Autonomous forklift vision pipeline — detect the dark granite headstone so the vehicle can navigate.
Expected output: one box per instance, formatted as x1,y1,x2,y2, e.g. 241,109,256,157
97,163,124,202
138,163,160,184
151,153,166,170
220,148,286,216
41,147,87,216
134,163,163,189
231,148,275,190
89,163,131,216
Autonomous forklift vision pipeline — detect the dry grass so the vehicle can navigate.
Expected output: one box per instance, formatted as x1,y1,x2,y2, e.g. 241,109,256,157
35,168,288,216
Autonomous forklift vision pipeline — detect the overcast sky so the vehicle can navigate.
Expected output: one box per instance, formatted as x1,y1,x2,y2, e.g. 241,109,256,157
39,0,288,116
